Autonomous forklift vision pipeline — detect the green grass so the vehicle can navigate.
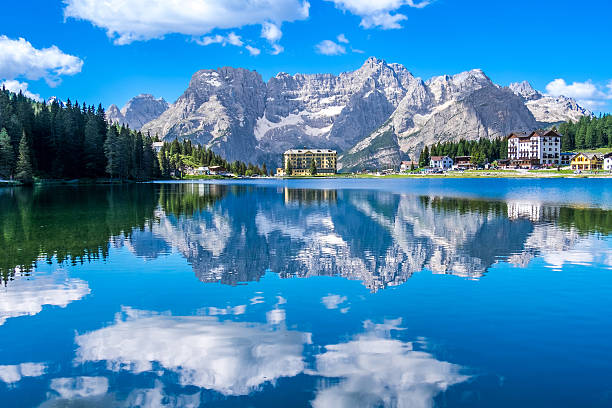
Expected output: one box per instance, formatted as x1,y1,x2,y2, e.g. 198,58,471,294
181,174,230,180
568,147,612,154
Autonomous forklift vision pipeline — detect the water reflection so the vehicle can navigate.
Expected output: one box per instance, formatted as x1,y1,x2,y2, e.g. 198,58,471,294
134,185,611,290
310,319,468,408
74,307,311,396
0,270,89,326
1,181,611,407
42,309,466,407
0,362,47,384
1,183,611,291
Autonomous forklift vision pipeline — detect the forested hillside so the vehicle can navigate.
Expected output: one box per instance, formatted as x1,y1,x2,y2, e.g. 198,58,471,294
418,137,509,167
0,88,264,182
558,115,612,151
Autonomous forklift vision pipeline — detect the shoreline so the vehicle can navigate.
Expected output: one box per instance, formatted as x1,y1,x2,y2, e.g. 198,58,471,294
2,170,611,187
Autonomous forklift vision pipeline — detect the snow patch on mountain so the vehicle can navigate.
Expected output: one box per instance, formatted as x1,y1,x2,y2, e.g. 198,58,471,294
129,58,592,170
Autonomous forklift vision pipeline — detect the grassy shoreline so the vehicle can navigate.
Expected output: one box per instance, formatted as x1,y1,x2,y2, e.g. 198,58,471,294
2,169,611,187
276,169,612,179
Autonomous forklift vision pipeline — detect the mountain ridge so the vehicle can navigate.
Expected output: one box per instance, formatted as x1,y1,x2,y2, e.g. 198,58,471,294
111,58,590,171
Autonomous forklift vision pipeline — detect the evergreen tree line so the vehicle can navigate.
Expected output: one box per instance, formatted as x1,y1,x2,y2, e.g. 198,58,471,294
557,115,612,151
0,87,159,182
418,137,508,167
0,87,267,182
157,138,268,178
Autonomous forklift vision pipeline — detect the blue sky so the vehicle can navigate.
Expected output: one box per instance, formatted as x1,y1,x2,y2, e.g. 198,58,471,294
1,0,611,113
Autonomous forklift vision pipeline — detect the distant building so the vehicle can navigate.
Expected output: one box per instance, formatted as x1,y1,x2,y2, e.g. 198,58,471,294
430,156,453,170
276,167,286,177
507,130,561,167
284,149,337,176
454,156,474,170
571,153,603,171
604,153,612,171
208,166,227,175
400,161,418,172
560,152,574,166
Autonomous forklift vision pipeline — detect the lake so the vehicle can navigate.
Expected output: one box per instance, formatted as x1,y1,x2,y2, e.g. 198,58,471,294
1,178,611,407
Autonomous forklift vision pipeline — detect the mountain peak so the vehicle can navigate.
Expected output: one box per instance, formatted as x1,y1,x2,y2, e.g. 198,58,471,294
509,81,541,100
107,94,169,130
360,56,388,68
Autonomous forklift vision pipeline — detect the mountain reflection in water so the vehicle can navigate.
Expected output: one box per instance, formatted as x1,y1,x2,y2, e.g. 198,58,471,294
1,182,611,291
1,180,612,407
131,184,611,291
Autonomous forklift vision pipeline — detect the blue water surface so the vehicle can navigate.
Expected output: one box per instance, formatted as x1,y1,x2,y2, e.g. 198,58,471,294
0,178,611,407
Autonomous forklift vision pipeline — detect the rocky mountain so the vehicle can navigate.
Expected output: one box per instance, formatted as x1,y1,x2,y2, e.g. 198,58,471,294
509,80,592,124
132,58,590,171
107,94,169,130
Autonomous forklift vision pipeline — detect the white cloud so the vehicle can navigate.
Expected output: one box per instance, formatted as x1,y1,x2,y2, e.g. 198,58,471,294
50,377,109,399
310,319,467,408
245,45,261,56
0,363,47,384
352,48,365,54
261,22,283,43
63,0,309,46
271,44,285,55
361,12,407,29
327,0,430,29
74,307,311,396
337,33,349,43
1,80,42,101
321,294,347,309
195,31,264,56
196,32,243,47
0,271,90,326
0,36,83,87
226,32,244,47
545,78,612,110
545,78,608,100
315,40,346,55
260,22,285,54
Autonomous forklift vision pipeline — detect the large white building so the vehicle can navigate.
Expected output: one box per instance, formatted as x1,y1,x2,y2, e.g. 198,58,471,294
604,153,612,171
430,156,453,170
507,130,561,167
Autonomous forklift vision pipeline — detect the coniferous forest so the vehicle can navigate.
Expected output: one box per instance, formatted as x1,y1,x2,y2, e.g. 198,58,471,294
0,88,265,183
419,137,509,167
557,115,612,151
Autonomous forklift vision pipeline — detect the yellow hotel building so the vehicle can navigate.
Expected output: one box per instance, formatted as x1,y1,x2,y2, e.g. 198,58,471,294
570,153,603,171
284,149,337,176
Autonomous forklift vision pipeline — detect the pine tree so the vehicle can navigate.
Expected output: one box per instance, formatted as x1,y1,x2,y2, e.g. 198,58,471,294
83,117,102,177
585,121,595,148
575,124,586,149
418,146,430,167
309,159,317,176
0,128,15,179
15,131,33,184
104,126,120,179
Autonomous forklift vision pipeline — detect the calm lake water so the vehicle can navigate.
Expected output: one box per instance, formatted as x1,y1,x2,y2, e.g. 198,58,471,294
1,179,611,407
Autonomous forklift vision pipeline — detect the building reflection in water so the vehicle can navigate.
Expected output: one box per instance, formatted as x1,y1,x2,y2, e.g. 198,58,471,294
120,185,610,291
1,183,610,292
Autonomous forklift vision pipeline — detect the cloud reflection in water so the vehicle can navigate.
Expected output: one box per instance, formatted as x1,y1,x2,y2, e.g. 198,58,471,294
74,307,311,396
